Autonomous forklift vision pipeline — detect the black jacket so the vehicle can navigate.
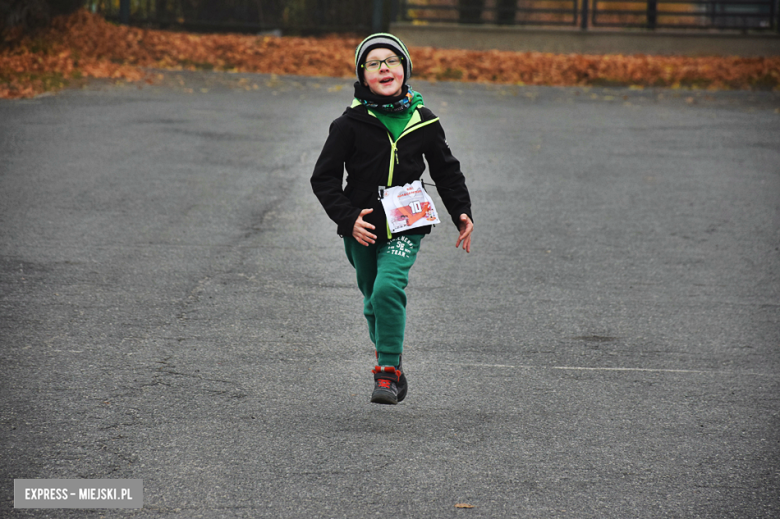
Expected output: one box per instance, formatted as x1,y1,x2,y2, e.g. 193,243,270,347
311,101,473,239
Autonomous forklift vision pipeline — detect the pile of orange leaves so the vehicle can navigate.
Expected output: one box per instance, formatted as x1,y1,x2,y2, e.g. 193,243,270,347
1,9,779,99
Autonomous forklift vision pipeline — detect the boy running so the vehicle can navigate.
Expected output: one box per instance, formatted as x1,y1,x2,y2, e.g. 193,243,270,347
311,33,474,404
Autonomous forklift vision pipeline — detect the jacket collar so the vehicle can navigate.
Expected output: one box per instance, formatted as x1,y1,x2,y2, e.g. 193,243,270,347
344,102,384,128
345,101,428,132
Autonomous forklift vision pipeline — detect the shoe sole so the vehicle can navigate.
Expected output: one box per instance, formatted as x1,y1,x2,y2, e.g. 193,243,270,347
371,388,398,405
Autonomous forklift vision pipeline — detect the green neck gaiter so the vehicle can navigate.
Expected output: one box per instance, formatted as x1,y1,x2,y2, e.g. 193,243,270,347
366,90,425,141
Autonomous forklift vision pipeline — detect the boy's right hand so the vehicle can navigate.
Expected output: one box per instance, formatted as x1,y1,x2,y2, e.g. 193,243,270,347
353,208,377,246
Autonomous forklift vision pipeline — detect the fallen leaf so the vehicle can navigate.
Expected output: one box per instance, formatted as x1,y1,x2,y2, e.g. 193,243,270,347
2,9,778,100
455,503,475,508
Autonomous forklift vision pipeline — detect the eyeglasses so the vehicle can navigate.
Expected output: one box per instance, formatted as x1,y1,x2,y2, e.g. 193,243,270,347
362,55,403,72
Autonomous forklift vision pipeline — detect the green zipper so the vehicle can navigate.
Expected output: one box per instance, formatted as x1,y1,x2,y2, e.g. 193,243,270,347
351,100,441,238
369,107,440,238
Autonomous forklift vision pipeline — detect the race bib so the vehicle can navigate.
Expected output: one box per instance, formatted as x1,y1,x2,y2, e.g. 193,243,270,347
381,180,440,234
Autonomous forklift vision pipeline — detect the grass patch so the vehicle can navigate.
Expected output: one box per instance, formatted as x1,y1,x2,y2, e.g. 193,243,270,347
0,71,69,98
589,78,631,88
750,73,780,91
435,67,464,81
179,59,215,71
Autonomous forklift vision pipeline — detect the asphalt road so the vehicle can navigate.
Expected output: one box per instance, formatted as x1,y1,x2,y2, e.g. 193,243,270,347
1,71,779,518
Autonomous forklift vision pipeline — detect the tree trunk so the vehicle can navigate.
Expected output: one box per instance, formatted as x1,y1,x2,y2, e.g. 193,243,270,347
496,0,517,25
458,0,484,24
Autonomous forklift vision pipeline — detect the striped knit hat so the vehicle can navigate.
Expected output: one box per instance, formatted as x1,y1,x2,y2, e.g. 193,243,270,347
354,33,413,85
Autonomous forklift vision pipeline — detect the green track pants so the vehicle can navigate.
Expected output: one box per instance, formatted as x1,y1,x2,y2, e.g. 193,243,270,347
343,234,424,367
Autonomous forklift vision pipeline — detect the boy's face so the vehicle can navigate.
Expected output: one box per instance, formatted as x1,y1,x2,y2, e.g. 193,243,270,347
362,47,404,98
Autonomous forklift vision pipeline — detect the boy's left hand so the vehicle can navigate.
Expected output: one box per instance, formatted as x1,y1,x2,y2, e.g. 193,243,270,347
456,214,473,253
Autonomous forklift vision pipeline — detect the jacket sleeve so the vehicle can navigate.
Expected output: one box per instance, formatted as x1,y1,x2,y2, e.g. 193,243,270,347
424,119,473,228
311,119,362,235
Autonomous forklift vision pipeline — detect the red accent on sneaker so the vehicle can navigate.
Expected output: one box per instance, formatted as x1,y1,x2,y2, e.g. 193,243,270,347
377,379,392,389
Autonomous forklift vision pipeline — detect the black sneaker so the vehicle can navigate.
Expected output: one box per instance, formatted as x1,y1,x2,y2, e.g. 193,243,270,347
374,353,408,403
371,366,401,405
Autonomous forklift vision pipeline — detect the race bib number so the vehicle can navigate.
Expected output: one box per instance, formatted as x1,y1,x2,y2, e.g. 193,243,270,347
381,181,440,234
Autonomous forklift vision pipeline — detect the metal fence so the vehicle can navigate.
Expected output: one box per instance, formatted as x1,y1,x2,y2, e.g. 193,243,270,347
591,0,778,29
400,0,579,26
85,0,379,34
398,0,780,30
86,0,780,32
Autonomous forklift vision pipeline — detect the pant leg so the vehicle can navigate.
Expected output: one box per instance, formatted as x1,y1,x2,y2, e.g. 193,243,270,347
343,234,423,366
372,235,423,366
344,237,379,346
